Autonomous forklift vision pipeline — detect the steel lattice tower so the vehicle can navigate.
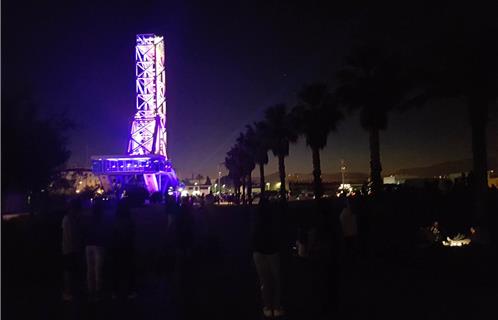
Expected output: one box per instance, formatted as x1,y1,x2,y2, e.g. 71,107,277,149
128,34,168,158
91,34,178,195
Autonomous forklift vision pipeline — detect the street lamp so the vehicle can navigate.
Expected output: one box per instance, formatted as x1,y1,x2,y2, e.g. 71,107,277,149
218,162,223,195
218,171,222,194
340,159,346,187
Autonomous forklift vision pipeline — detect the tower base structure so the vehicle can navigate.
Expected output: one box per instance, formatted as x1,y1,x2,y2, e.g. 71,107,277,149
91,155,178,194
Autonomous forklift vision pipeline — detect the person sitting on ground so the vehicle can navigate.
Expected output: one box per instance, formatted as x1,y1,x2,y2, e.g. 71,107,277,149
429,221,441,242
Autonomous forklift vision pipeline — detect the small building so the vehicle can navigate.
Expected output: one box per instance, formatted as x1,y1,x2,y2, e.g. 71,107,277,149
181,176,212,196
50,168,102,195
183,183,211,196
383,174,418,185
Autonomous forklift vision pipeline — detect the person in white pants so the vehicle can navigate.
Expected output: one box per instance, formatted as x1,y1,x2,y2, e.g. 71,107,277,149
85,201,107,300
252,198,285,318
86,245,104,295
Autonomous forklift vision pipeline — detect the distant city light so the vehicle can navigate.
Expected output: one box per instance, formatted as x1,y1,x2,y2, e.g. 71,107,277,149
167,187,174,195
337,183,353,197
338,183,352,191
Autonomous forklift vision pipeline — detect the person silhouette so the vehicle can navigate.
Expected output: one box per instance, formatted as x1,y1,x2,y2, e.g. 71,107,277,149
110,199,136,299
85,199,108,301
61,198,84,301
252,198,284,318
339,198,358,263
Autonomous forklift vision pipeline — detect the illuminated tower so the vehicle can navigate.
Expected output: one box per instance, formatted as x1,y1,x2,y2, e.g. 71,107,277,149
128,34,167,157
92,34,178,194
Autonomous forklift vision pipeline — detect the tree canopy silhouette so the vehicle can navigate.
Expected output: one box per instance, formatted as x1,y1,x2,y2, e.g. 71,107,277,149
235,131,257,204
225,145,244,199
407,3,498,224
336,44,412,193
263,104,298,199
2,89,72,195
293,83,343,198
251,122,270,196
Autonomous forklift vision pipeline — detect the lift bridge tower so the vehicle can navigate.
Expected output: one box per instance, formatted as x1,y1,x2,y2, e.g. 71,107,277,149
91,34,178,194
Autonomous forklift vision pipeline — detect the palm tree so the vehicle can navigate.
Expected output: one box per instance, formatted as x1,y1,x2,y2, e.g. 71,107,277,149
243,123,269,200
253,122,270,196
336,45,410,194
263,104,298,199
293,83,343,198
412,8,498,226
225,145,244,201
236,132,256,204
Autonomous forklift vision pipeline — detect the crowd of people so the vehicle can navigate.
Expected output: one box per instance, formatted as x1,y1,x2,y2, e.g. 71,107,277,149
250,195,362,318
60,195,203,303
250,183,498,318
61,198,137,301
56,182,497,318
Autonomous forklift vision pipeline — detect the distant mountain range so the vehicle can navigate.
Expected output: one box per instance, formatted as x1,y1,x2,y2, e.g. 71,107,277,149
390,157,497,178
261,157,497,183
263,172,368,184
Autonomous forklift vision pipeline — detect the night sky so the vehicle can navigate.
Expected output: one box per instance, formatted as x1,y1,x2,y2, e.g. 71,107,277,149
3,0,497,178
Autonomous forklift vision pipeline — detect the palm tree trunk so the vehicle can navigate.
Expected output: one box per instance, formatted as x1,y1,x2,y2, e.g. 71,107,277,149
247,173,253,204
469,101,488,227
369,127,383,194
234,180,241,204
232,179,238,195
278,154,286,200
259,162,265,197
241,176,246,205
312,147,323,198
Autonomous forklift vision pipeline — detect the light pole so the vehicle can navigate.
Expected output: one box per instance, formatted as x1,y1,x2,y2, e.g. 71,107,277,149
340,159,346,188
218,162,223,194
218,171,222,194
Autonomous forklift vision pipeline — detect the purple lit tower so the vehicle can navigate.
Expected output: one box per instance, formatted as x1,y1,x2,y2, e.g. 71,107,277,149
92,34,178,194
128,34,167,158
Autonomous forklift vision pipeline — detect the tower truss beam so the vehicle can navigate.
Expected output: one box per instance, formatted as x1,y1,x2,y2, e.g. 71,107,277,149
127,34,167,158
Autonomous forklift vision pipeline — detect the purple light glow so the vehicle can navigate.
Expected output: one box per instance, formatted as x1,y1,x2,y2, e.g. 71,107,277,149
91,34,178,194
127,34,167,158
